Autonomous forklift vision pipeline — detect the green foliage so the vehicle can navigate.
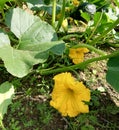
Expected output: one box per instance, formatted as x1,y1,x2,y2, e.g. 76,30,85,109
0,82,14,120
87,0,110,8
0,0,14,8
81,125,95,130
0,7,65,77
114,0,119,7
0,30,10,47
37,103,53,125
5,7,40,39
80,12,90,22
0,82,14,129
106,56,119,92
0,45,40,77
25,0,61,15
0,0,119,129
6,119,21,130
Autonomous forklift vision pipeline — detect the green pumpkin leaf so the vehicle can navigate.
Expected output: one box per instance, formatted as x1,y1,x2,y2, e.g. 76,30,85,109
19,40,65,55
106,56,119,92
0,82,14,120
0,44,64,78
0,31,64,77
0,46,41,77
2,8,65,77
18,20,58,49
5,7,40,38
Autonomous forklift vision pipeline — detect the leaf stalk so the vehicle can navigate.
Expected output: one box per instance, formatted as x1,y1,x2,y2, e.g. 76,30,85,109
39,50,119,75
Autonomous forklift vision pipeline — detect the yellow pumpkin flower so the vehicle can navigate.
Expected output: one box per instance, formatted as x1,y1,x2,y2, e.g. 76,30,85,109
72,0,80,6
69,48,89,64
50,72,90,117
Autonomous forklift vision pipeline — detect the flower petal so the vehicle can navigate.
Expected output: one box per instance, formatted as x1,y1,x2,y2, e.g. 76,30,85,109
50,72,91,117
69,48,89,64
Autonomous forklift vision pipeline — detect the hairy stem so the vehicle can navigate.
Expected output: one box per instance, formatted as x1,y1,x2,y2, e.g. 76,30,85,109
39,50,119,75
0,120,6,130
86,12,103,44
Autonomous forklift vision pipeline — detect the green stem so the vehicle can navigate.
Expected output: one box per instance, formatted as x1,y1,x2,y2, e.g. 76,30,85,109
9,36,18,44
0,120,6,130
0,8,5,21
52,0,57,28
89,17,119,45
72,44,106,55
108,43,119,47
56,0,66,31
86,12,103,44
61,33,82,40
39,50,119,75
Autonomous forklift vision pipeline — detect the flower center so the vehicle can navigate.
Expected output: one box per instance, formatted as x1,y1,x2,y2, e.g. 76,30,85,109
76,50,80,54
67,88,74,95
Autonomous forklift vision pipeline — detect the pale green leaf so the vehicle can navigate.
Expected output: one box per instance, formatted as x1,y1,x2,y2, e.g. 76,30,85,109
0,43,64,77
0,82,14,120
0,29,64,77
2,7,65,77
0,30,10,47
19,40,65,54
5,7,40,38
0,46,41,77
18,20,58,49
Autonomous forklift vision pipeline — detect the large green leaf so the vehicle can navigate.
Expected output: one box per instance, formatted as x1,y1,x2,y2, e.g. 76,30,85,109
106,56,119,92
16,8,65,56
1,44,64,78
18,20,58,49
0,82,14,120
19,41,65,55
0,46,42,77
0,32,64,77
0,31,49,77
5,7,40,38
2,8,65,77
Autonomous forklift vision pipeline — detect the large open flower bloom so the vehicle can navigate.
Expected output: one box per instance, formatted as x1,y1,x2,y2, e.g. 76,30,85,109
50,72,90,117
69,48,89,64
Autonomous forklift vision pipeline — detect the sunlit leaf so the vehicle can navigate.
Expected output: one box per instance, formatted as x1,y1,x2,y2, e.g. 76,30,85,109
5,7,40,38
0,30,10,47
0,46,40,77
0,41,65,78
1,7,65,77
18,20,58,49
81,12,90,22
0,82,14,120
